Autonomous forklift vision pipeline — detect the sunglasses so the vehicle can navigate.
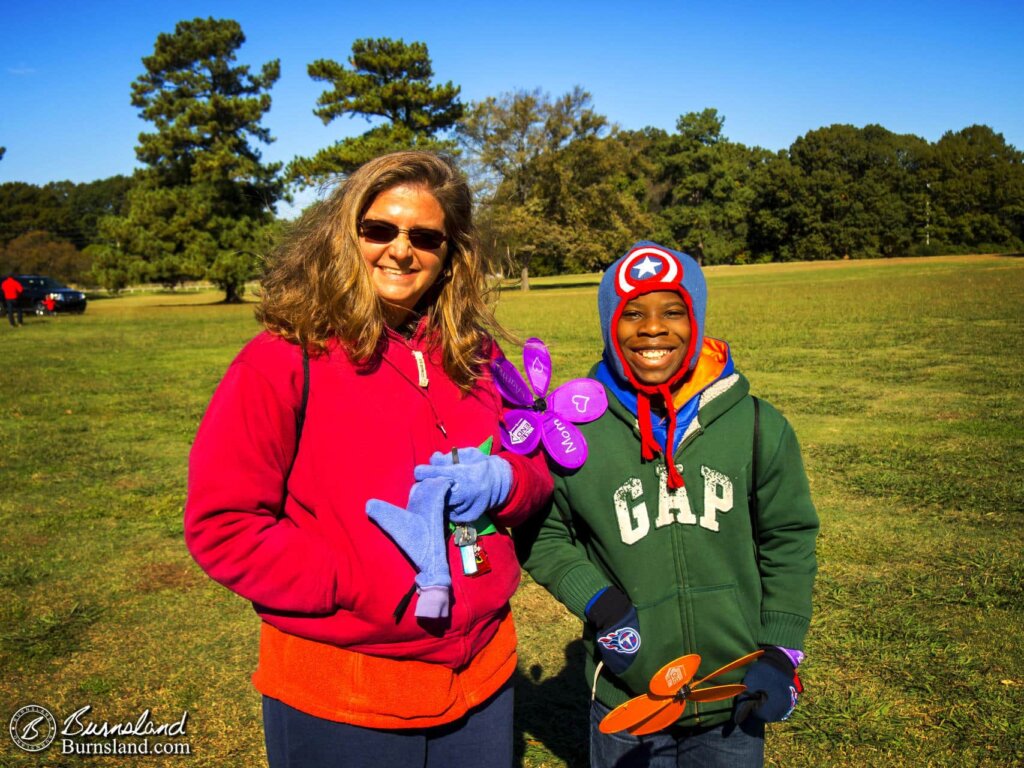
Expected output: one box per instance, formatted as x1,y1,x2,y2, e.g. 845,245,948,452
358,219,447,250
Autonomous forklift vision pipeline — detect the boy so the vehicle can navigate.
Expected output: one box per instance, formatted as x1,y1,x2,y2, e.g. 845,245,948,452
516,242,818,767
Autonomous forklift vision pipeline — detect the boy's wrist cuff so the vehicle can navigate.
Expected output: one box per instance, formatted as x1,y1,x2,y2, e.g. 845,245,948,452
584,587,609,618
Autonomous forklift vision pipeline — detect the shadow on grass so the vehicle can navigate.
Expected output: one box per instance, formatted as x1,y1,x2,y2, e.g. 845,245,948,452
514,639,590,768
500,280,602,293
2,602,104,662
150,300,257,308
82,292,257,307
80,294,216,307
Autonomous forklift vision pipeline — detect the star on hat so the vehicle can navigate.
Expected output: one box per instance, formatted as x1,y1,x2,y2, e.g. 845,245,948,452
632,256,661,279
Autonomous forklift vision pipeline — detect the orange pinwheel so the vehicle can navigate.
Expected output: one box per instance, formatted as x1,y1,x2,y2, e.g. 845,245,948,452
599,650,764,736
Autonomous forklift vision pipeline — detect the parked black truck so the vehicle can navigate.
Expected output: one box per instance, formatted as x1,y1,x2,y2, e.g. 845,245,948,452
0,275,87,316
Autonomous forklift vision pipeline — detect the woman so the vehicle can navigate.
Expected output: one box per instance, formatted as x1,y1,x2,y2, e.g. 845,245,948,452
184,151,552,767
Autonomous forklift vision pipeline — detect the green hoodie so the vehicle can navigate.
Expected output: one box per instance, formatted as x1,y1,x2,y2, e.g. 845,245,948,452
516,362,818,728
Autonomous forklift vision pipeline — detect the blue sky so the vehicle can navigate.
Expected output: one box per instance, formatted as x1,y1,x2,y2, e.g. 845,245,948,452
2,0,1022,206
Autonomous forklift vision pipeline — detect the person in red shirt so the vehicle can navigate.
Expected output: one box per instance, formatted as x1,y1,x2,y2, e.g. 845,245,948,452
2,275,24,326
184,151,552,768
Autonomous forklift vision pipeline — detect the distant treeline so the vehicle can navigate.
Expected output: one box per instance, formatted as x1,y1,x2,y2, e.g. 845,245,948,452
0,177,133,284
1,20,1021,296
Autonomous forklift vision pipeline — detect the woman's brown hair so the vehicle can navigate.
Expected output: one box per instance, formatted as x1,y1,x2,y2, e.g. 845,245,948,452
257,151,508,390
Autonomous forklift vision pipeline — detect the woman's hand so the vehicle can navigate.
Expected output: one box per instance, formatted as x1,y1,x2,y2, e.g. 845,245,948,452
413,447,512,523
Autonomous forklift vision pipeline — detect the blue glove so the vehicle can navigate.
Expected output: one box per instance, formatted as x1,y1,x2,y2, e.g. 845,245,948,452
413,447,512,523
733,647,802,723
587,587,642,676
366,477,453,619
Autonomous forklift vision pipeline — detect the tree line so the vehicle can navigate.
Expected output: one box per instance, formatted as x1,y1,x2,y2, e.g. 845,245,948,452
1,18,1021,299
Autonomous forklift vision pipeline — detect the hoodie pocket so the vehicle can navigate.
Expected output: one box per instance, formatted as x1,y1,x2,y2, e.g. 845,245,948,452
607,582,758,697
687,583,758,681
614,592,685,695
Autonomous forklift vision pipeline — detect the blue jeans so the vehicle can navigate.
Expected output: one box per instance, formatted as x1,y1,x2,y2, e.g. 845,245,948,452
590,699,764,768
262,683,513,768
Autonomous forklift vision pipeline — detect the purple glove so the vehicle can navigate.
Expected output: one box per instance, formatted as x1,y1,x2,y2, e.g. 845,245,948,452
413,447,512,523
366,477,452,619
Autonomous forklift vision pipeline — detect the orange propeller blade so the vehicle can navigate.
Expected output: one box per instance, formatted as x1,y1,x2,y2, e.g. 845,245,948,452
599,693,673,734
692,650,764,687
627,699,687,736
686,683,748,703
601,650,762,736
648,654,701,697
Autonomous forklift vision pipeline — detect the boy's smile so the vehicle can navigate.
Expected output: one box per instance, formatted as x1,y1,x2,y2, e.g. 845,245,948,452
615,290,693,388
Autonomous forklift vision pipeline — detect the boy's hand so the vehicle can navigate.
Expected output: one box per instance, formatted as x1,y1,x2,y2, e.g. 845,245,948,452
414,447,512,523
733,647,802,723
587,587,642,676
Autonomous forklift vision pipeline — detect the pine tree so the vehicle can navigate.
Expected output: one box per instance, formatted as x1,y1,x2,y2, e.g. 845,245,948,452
288,38,462,188
96,18,282,300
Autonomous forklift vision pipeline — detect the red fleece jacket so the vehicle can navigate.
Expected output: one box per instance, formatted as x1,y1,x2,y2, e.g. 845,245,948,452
185,329,552,668
2,276,23,300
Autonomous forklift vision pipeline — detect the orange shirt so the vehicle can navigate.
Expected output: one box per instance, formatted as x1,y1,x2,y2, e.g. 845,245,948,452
252,609,518,729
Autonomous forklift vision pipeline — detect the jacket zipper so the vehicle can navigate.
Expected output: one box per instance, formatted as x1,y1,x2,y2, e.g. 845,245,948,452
673,420,704,723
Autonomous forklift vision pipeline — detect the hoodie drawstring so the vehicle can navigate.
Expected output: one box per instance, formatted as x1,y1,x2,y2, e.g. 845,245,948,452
636,392,660,461
636,385,685,490
660,383,685,489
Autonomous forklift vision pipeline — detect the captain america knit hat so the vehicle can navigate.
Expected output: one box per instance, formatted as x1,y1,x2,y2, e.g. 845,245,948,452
597,241,707,488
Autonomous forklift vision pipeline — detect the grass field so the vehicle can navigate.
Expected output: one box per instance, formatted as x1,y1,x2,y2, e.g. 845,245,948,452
1,255,1022,766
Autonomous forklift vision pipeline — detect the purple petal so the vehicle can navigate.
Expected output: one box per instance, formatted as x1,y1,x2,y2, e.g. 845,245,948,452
540,414,588,469
500,409,542,454
523,338,552,398
548,379,609,424
491,357,533,406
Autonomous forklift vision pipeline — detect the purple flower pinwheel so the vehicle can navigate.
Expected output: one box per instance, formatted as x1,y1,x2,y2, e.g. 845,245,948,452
491,338,608,469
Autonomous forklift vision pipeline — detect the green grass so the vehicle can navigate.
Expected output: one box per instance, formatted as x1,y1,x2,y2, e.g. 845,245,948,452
1,255,1022,766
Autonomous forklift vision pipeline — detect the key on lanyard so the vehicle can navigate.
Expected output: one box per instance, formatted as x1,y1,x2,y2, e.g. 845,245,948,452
454,524,478,575
449,448,479,575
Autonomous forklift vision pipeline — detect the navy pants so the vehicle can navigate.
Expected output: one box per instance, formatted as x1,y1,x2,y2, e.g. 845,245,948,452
262,683,513,768
5,299,22,326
